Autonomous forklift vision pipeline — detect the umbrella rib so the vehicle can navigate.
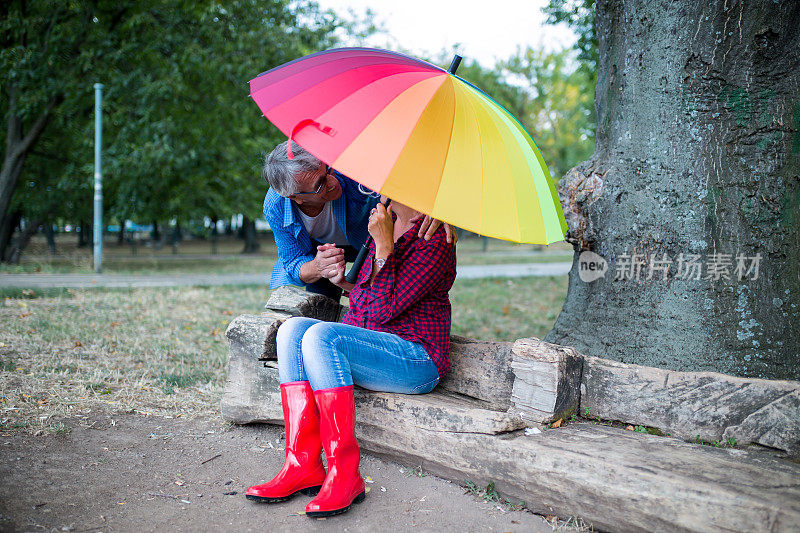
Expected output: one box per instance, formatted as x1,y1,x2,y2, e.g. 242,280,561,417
432,78,458,217
461,85,486,238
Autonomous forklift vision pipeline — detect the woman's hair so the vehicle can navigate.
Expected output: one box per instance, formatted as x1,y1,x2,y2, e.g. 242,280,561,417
262,141,320,196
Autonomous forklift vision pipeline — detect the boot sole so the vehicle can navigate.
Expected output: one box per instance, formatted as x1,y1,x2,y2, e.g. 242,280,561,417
246,485,322,503
306,491,366,518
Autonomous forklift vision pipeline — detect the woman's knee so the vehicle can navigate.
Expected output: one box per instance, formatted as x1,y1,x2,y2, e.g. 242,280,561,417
300,322,340,356
277,316,315,347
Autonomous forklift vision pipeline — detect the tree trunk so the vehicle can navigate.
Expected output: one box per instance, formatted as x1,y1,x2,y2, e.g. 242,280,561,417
0,210,21,262
43,220,56,254
170,220,182,254
6,218,41,264
241,217,260,253
0,85,59,240
546,0,800,380
210,217,218,255
78,220,91,248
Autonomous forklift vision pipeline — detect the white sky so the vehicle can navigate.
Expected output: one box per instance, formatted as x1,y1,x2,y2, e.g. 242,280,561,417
314,0,577,69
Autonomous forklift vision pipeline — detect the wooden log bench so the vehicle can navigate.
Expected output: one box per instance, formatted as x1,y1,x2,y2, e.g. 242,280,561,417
222,286,800,532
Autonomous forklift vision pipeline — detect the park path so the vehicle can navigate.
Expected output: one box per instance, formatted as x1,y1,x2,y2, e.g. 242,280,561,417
0,262,572,289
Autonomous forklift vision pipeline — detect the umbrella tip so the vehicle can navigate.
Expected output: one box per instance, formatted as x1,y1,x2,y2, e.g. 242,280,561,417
448,55,462,74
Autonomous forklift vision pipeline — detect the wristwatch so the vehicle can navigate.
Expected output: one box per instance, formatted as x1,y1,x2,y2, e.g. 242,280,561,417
374,257,386,269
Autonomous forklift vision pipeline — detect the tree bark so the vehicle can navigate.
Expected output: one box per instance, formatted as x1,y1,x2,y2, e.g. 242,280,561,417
6,218,41,264
78,220,91,248
240,217,260,253
210,216,218,255
43,220,56,254
547,0,800,380
0,85,59,245
0,210,22,262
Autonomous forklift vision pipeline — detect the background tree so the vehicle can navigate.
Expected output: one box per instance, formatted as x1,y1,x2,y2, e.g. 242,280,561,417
545,0,800,380
543,0,597,77
502,47,595,179
1,0,342,261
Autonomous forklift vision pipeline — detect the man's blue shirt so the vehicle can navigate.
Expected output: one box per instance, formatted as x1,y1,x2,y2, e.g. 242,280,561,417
263,173,377,288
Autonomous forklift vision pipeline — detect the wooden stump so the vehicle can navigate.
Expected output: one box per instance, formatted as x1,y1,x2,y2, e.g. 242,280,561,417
509,337,582,423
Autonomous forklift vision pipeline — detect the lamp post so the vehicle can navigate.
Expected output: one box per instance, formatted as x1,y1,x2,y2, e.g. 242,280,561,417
93,83,103,273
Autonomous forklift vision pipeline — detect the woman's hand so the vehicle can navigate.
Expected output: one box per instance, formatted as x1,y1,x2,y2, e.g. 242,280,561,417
368,203,394,258
325,260,354,292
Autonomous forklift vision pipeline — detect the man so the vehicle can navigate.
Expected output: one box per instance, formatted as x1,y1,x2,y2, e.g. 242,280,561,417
262,141,454,300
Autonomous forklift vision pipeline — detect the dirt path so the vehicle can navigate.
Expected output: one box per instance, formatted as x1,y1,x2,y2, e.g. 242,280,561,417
0,413,554,532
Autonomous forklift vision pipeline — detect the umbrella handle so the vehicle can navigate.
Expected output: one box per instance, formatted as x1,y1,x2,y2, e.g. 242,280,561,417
287,119,336,159
345,239,371,284
345,198,391,285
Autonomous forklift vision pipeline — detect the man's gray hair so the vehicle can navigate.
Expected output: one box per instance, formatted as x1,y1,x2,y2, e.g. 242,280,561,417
262,141,321,197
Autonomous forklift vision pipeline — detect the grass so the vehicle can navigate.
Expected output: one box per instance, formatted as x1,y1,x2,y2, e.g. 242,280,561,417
463,480,526,511
0,285,268,434
450,276,568,341
0,263,569,433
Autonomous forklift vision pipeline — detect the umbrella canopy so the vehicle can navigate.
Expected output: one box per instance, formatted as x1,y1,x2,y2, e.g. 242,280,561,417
249,47,566,244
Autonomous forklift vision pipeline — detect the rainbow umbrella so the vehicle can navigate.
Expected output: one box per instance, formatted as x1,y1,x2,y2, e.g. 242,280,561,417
249,47,566,244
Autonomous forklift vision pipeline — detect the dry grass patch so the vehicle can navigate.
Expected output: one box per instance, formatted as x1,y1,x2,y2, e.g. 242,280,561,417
0,286,267,434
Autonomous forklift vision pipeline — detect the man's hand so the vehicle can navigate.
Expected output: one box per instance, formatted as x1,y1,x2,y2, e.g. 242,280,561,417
299,243,344,283
413,214,458,244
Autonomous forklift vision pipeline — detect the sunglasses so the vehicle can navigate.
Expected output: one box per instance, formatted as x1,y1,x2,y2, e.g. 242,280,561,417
294,165,332,196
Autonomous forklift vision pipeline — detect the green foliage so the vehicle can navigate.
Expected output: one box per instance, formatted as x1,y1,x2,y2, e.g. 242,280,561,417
543,0,597,75
2,0,350,231
501,47,596,179
463,480,525,511
694,434,738,448
403,465,425,478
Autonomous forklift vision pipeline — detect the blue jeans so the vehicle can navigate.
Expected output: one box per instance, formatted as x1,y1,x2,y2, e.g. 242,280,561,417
277,317,440,393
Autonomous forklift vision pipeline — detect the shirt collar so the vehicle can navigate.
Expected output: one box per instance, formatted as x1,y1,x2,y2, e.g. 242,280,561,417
282,196,295,227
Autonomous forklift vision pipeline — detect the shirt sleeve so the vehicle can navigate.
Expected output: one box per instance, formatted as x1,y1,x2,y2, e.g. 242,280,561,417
265,202,314,286
361,230,454,324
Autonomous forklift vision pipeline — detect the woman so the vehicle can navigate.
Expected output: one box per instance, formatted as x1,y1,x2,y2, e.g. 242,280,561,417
246,197,457,518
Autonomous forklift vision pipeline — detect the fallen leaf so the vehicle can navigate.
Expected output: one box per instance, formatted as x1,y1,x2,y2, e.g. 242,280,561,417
551,418,562,428
18,312,32,318
502,305,510,315
117,502,126,505
74,341,82,348
626,425,634,431
364,476,374,483
110,322,121,327
365,487,371,493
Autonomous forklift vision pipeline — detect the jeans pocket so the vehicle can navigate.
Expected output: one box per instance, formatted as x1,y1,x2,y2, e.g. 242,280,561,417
409,375,439,394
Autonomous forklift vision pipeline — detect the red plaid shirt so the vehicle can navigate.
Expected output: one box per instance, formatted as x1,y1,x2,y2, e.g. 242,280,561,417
342,217,457,378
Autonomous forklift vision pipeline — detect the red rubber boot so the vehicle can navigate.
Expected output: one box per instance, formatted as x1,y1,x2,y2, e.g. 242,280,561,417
305,385,366,518
246,381,326,502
